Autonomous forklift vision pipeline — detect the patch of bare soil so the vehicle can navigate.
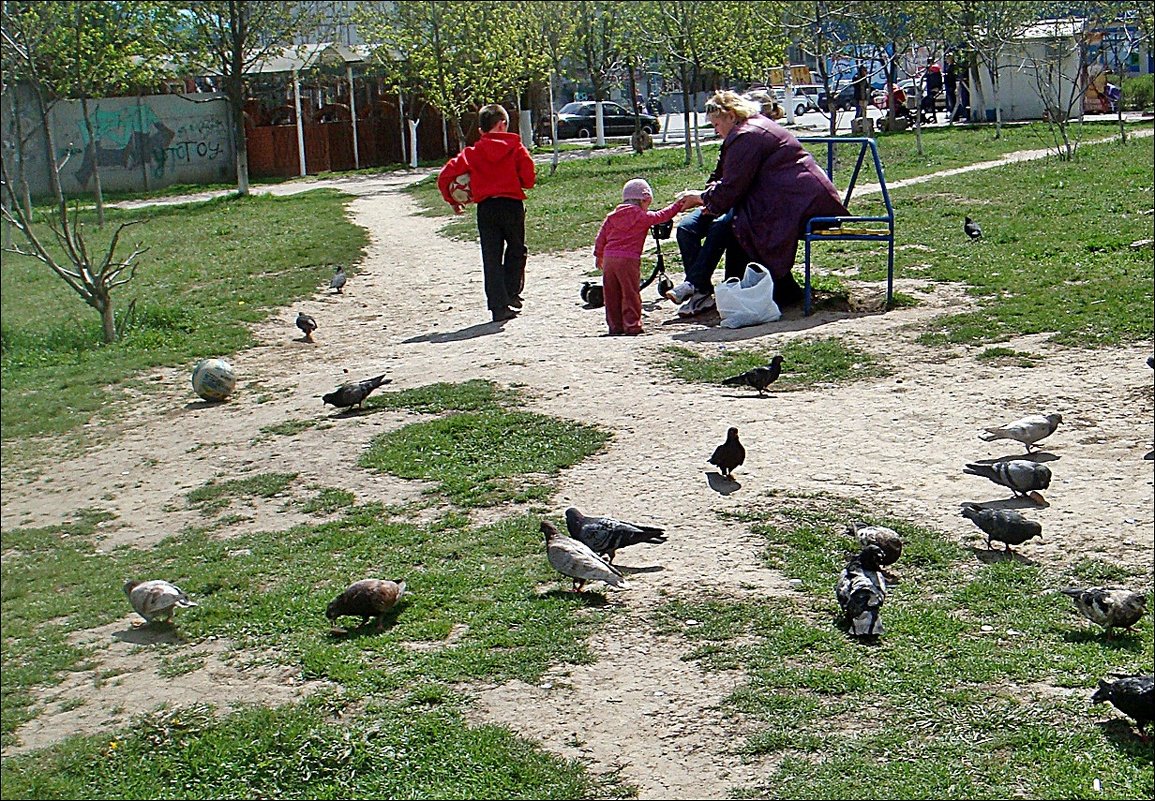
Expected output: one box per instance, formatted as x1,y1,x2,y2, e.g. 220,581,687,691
2,169,1152,797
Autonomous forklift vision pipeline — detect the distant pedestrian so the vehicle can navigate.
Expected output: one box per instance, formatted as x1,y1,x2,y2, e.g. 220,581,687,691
944,53,958,120
593,178,685,336
438,103,536,323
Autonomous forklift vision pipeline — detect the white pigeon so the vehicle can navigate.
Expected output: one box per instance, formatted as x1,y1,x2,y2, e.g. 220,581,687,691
979,412,1062,452
123,579,197,625
541,520,628,592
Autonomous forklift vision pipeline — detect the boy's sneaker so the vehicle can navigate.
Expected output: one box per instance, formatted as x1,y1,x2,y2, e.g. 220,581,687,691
678,291,716,317
665,280,696,303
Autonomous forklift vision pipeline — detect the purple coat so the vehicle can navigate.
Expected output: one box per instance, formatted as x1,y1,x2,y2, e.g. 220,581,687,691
701,115,848,279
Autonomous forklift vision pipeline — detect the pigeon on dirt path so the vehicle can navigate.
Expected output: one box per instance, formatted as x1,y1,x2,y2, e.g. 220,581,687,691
979,412,1062,453
296,311,317,343
564,507,666,564
963,460,1052,499
326,579,407,632
322,373,391,411
709,427,745,478
722,356,784,395
960,502,1042,552
329,265,347,293
964,216,982,240
1091,673,1154,743
542,520,628,592
123,579,197,626
835,544,887,637
1061,587,1148,639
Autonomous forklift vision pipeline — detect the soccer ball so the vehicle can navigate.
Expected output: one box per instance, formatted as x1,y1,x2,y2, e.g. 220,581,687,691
448,172,472,206
191,358,236,402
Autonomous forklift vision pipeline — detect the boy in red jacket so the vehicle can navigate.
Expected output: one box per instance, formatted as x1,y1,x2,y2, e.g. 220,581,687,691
594,178,684,336
438,104,536,323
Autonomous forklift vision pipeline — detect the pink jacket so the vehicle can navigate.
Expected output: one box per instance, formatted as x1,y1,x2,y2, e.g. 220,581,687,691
594,200,684,263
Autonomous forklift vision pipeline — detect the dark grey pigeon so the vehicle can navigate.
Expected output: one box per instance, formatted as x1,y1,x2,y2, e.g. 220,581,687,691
1061,587,1148,638
722,355,784,395
296,311,317,342
835,544,887,637
1148,355,1154,369
964,216,982,240
1091,673,1154,743
564,507,667,563
329,265,347,293
963,460,1051,497
960,502,1042,552
847,521,903,566
322,373,391,411
581,281,604,308
709,426,745,478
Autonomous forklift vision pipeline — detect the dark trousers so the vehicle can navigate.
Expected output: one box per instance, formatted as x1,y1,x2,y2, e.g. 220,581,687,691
677,208,743,293
476,197,526,313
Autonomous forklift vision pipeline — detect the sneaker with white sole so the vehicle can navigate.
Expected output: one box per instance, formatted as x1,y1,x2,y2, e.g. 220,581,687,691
666,280,696,303
678,291,716,317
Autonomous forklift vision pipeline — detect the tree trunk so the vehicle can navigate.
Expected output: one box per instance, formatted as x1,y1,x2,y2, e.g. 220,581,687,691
549,72,560,175
228,72,250,196
80,97,106,227
680,63,691,166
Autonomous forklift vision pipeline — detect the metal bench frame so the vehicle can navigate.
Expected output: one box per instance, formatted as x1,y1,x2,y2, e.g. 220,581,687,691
798,136,894,316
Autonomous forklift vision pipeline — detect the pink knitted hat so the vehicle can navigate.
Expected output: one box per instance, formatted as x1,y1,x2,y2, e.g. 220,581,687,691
622,178,653,201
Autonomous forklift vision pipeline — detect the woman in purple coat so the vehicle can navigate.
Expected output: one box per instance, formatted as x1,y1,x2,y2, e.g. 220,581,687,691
680,91,848,308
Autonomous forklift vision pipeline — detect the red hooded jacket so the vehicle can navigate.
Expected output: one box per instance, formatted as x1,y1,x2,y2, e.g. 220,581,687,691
437,131,536,209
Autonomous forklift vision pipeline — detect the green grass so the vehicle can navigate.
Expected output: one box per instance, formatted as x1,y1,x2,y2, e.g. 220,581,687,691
0,504,630,795
367,378,523,414
661,337,890,390
361,409,611,507
651,491,1154,799
0,191,368,444
1,696,633,800
184,472,298,515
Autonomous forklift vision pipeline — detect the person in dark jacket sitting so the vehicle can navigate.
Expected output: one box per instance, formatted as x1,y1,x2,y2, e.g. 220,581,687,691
678,91,849,309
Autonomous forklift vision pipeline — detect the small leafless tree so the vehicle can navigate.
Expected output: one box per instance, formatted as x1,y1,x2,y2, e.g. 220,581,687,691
1019,16,1094,160
1,155,147,344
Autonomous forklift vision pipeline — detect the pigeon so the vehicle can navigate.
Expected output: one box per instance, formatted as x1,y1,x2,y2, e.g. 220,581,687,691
1148,355,1154,369
1061,587,1148,638
564,507,667,563
960,502,1042,552
1091,673,1154,743
295,311,317,343
963,460,1052,498
123,579,197,626
542,520,628,592
964,216,982,240
979,412,1062,453
657,272,674,298
835,544,887,637
722,356,784,396
326,579,407,632
581,281,604,308
847,522,903,567
322,373,391,410
709,426,745,478
329,265,347,293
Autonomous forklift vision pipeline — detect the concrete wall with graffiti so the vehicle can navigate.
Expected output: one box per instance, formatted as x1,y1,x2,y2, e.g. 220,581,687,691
2,87,235,199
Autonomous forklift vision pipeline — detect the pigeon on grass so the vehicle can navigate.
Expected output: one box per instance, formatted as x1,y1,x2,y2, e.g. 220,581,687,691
123,580,197,626
960,503,1042,552
322,373,391,411
722,356,783,395
1061,587,1147,639
326,579,407,632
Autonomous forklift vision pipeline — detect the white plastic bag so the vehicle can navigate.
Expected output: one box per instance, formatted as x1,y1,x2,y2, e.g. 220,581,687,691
715,262,782,329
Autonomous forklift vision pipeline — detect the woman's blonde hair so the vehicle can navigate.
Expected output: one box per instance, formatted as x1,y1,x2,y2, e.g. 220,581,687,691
704,90,760,122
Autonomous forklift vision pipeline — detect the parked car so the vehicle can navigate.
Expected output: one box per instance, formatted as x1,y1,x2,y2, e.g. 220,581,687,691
792,85,826,114
553,101,661,139
770,87,819,116
832,83,861,111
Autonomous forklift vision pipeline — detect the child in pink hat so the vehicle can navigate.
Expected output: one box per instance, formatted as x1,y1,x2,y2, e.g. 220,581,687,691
593,178,685,335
